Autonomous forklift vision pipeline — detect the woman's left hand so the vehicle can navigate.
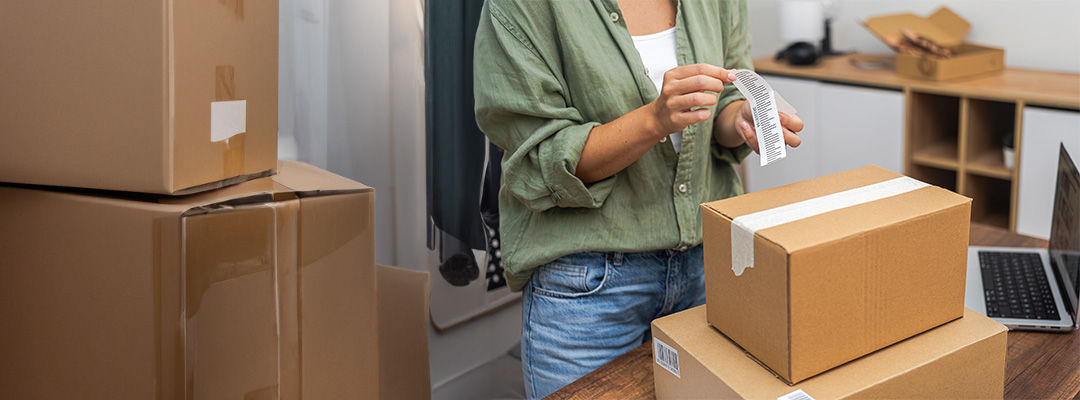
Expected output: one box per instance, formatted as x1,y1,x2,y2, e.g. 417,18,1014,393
733,101,804,153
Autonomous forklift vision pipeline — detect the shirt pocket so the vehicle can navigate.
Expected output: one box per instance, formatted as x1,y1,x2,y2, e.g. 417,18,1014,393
532,252,610,298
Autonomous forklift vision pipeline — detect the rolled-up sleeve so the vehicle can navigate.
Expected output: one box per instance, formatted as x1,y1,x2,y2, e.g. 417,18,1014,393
713,0,754,165
473,4,616,212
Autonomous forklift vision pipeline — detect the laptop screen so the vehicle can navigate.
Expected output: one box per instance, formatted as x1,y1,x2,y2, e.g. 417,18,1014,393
1049,144,1080,325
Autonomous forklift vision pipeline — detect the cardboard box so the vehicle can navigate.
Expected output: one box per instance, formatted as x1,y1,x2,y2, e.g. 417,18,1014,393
0,161,429,399
701,166,972,383
378,264,433,400
0,1,278,194
863,7,1004,81
652,306,1007,399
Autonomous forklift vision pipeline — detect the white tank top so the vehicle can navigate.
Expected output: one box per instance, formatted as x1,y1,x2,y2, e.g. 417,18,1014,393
631,27,682,153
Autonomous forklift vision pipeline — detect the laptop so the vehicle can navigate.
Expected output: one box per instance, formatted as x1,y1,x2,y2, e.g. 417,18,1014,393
965,144,1080,331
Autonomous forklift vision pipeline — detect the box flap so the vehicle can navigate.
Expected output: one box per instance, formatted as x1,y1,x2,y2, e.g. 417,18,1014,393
271,160,372,196
927,7,970,42
863,7,968,48
377,265,432,400
653,306,1005,399
164,160,370,215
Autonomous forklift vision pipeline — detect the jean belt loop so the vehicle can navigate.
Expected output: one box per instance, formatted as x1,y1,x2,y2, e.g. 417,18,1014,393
610,251,624,266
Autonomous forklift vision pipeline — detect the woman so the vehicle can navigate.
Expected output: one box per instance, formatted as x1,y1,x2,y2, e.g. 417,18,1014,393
473,1,804,398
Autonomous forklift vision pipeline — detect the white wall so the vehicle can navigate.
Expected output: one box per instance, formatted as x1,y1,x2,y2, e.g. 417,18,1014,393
749,0,1080,74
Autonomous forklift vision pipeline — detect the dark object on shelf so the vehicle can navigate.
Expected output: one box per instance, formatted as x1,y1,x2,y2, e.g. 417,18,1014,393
819,17,846,57
776,41,819,66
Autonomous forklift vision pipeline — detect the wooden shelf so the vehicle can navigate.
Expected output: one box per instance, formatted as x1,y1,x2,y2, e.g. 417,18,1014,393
966,152,1013,180
912,142,959,170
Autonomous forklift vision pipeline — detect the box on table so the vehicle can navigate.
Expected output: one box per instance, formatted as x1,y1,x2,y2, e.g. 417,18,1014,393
863,7,1004,81
0,0,278,194
0,161,430,400
701,165,972,383
652,306,1006,399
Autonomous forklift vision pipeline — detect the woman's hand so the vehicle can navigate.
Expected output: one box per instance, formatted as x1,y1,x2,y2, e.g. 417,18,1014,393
732,100,804,153
646,63,738,138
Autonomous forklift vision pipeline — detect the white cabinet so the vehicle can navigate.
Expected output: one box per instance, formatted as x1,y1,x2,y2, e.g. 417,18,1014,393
816,84,905,175
745,77,904,192
1017,107,1080,239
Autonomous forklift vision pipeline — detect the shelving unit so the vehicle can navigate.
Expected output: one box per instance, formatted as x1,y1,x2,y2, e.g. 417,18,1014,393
754,54,1080,231
905,92,1020,229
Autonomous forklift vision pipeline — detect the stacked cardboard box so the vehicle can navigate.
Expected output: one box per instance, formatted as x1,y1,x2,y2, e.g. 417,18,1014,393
0,1,279,194
651,166,1008,398
0,161,431,399
0,2,431,398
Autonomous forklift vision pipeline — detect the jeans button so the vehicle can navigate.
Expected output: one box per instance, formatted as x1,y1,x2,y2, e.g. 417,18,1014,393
677,245,688,252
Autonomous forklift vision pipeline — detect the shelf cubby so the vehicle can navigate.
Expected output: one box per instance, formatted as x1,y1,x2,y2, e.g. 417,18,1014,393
909,91,961,169
909,164,958,192
962,98,1017,180
963,174,1012,229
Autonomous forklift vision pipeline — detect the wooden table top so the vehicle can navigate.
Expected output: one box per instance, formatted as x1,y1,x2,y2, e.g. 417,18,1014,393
548,223,1080,400
753,54,1080,110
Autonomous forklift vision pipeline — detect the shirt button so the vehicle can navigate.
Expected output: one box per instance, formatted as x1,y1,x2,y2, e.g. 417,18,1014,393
609,12,620,23
678,183,688,193
644,67,650,76
659,136,667,143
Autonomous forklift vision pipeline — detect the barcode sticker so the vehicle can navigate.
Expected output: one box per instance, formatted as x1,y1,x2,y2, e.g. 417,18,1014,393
731,69,789,167
653,338,680,378
778,389,815,400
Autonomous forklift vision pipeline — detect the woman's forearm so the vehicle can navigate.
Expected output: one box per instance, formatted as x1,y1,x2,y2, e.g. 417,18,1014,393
713,99,747,148
574,105,665,184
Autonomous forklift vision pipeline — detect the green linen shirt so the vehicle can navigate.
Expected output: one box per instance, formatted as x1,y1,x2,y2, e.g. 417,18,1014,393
473,0,754,291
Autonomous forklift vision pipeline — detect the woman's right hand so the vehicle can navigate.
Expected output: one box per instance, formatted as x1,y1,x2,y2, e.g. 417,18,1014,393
647,63,738,138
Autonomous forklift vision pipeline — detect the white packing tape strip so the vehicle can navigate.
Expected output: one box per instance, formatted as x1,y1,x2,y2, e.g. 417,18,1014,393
211,100,247,142
730,176,930,276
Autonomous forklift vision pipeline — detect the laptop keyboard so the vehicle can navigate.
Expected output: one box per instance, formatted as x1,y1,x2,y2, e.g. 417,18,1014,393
980,251,1060,321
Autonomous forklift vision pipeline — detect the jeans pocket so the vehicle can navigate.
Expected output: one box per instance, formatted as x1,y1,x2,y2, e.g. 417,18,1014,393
532,252,609,298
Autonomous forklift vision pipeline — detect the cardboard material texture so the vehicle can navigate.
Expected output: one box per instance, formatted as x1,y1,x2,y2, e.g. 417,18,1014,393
0,161,427,399
652,306,1007,399
0,0,278,194
863,7,1004,81
701,165,972,383
378,265,433,400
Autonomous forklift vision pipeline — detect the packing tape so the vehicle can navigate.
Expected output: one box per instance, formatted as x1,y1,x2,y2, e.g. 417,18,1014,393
215,65,246,178
730,176,929,276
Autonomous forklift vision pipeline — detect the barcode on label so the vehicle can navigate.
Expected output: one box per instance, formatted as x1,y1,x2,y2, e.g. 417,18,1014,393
778,389,815,400
653,339,680,378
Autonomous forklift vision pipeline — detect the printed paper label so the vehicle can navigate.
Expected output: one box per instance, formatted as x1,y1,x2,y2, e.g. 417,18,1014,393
778,389,815,400
654,338,680,378
731,70,789,166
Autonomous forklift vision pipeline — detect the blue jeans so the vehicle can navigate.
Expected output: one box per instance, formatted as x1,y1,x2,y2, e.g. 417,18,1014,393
520,246,705,399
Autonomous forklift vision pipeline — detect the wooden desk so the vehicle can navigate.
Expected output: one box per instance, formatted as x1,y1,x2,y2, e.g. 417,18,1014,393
549,224,1080,400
